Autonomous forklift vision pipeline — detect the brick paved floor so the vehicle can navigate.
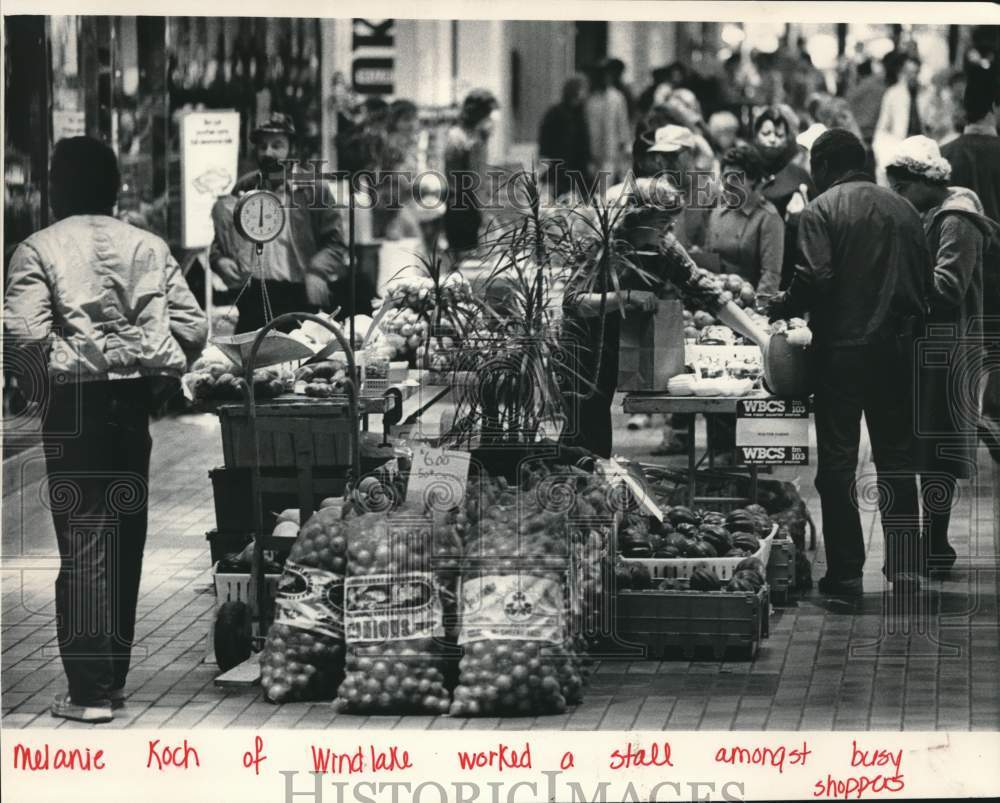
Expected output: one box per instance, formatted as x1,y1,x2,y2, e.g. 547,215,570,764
3,408,998,730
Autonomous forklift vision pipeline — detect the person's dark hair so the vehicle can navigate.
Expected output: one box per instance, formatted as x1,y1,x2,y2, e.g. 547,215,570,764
752,106,790,138
561,74,587,104
963,66,1000,123
388,99,418,130
857,58,873,79
637,103,689,141
883,50,920,85
460,89,498,129
651,65,671,83
605,58,625,80
50,136,120,218
810,128,866,176
720,144,767,183
665,61,688,84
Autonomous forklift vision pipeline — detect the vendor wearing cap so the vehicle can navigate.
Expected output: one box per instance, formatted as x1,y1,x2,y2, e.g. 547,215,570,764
209,112,349,333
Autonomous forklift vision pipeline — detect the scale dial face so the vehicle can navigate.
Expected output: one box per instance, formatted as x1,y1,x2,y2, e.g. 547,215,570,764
233,189,286,244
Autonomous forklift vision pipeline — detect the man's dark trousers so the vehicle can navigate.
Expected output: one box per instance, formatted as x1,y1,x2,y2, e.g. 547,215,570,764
42,379,152,706
812,334,921,581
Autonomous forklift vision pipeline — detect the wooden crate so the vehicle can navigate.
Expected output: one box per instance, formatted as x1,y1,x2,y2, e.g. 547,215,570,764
616,585,769,660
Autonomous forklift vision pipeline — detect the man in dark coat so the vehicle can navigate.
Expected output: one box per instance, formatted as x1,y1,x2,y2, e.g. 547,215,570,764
539,75,593,198
769,129,933,595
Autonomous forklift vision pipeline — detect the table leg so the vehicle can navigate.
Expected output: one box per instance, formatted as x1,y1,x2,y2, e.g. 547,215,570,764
687,416,697,508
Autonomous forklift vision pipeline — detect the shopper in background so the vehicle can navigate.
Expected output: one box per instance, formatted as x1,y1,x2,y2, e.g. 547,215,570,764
707,111,744,154
585,62,632,185
872,50,924,182
768,129,932,595
941,70,1000,462
539,74,593,200
605,57,637,124
845,58,886,147
886,135,999,573
4,137,208,723
210,112,349,333
752,105,814,289
705,144,784,296
444,89,499,254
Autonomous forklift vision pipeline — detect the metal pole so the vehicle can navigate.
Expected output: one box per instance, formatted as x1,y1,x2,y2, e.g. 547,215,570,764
349,183,356,350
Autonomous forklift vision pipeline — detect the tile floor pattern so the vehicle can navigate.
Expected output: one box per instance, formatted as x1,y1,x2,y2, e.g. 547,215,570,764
2,410,998,730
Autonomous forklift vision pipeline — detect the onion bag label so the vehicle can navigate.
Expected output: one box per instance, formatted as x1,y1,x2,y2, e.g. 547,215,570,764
344,571,444,643
458,574,565,644
273,560,344,640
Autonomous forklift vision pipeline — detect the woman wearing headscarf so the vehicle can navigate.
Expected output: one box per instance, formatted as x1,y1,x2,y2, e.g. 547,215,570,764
886,136,1000,572
752,105,815,289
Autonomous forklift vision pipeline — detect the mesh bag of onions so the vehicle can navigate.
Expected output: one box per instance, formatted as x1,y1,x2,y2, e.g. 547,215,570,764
260,505,348,703
334,508,460,715
449,474,588,717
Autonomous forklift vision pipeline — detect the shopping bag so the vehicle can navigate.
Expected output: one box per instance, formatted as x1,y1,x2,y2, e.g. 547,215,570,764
617,300,686,391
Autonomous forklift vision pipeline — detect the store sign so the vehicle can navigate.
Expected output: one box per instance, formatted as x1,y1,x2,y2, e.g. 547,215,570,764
352,18,394,95
406,444,471,509
179,110,240,250
736,398,810,465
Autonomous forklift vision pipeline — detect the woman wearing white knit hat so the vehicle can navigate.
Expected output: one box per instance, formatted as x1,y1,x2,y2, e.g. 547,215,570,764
887,135,1000,574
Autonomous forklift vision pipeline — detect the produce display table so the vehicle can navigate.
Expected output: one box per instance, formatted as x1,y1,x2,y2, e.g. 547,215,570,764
622,391,772,509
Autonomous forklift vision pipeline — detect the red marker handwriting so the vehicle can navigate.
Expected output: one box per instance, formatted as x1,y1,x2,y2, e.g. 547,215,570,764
146,739,200,770
457,743,532,771
12,743,105,771
243,735,267,775
714,742,812,773
311,744,413,774
609,741,673,770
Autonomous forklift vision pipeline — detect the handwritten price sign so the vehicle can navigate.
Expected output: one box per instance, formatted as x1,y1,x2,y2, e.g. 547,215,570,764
406,445,471,511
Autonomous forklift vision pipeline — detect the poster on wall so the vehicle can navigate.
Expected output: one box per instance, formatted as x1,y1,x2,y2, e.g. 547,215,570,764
179,110,240,250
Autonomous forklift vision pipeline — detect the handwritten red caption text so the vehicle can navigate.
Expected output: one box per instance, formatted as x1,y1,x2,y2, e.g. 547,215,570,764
452,740,670,773
311,744,413,774
813,741,904,799
146,739,200,770
12,743,106,771
715,741,812,773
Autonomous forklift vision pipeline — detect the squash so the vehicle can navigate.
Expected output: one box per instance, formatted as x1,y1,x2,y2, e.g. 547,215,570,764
698,525,732,554
726,576,758,592
736,557,766,576
675,522,699,538
664,532,689,550
763,332,812,396
731,568,765,590
653,544,682,558
689,538,718,558
667,506,699,526
689,567,722,591
725,509,756,533
629,562,653,590
679,537,702,557
657,577,687,591
732,532,761,553
623,545,653,558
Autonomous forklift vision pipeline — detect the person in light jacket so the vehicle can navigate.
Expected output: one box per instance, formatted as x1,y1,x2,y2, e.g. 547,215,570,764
4,137,208,723
887,136,1000,573
872,50,924,183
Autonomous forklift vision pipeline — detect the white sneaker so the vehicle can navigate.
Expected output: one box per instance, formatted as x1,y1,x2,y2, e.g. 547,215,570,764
51,693,113,723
